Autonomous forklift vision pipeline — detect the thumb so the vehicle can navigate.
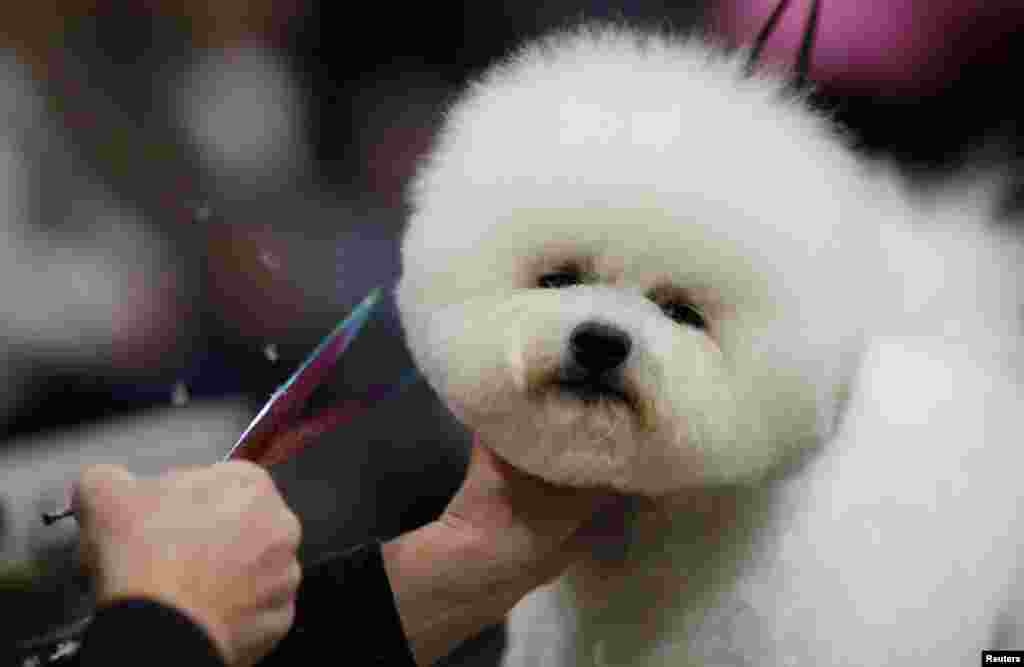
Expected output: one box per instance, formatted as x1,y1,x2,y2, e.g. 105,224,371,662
73,464,137,527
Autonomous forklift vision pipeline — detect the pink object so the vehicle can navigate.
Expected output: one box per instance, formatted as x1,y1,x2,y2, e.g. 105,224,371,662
709,0,1024,95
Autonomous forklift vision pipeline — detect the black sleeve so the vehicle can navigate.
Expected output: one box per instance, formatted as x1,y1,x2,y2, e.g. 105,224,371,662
70,540,417,667
259,538,419,666
76,598,226,666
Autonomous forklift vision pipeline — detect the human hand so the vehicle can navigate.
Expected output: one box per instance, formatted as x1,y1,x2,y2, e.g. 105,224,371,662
438,435,630,590
380,436,633,666
73,462,303,667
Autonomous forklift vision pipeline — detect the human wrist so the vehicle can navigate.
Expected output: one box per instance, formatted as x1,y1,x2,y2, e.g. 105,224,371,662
381,520,534,666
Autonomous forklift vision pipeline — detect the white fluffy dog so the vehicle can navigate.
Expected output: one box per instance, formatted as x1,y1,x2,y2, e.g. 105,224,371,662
395,20,1024,667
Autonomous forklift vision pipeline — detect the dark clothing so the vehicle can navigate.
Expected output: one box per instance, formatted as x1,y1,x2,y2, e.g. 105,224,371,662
74,540,419,666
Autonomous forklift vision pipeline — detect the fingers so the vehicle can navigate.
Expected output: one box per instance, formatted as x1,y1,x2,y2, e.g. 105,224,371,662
154,461,268,485
217,460,280,498
189,462,301,558
220,459,274,485
159,462,266,489
73,457,302,667
73,464,137,578
265,560,302,607
223,463,299,545
286,559,302,595
153,462,276,509
248,552,302,611
215,463,298,539
74,464,137,524
234,601,297,667
279,507,302,551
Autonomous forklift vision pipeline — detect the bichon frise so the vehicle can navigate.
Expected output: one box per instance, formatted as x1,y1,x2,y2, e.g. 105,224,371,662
395,14,1024,667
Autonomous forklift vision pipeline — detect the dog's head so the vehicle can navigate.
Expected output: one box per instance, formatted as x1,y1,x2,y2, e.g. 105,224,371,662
396,25,877,496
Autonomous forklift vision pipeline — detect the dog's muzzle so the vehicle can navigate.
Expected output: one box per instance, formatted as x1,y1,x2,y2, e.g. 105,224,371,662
558,321,633,403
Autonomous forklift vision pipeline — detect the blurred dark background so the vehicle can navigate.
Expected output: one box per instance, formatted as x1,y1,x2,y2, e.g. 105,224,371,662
1,1,1022,664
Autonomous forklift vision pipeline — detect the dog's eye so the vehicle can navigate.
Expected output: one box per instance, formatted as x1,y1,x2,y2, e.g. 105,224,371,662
538,271,580,288
661,302,707,329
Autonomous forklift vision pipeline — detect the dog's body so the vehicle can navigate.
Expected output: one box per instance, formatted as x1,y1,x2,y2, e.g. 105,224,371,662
500,331,1024,666
395,24,1024,666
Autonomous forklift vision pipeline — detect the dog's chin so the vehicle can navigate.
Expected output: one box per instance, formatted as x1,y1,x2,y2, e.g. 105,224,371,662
503,382,658,563
455,375,703,562
456,369,705,499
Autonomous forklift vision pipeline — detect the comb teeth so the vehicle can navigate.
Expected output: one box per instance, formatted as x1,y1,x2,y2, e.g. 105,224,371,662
793,0,822,89
744,0,792,77
743,0,822,90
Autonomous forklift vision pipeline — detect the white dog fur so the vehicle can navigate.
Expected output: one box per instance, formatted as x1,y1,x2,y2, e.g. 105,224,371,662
395,23,1024,667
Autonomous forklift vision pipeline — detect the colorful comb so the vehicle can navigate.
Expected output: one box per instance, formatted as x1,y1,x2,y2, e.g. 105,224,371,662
42,287,398,525
222,287,382,464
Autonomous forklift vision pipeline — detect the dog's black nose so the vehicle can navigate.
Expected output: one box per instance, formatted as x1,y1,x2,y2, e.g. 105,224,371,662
569,321,632,374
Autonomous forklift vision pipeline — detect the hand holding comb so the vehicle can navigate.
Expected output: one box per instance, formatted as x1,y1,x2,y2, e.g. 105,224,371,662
42,287,385,525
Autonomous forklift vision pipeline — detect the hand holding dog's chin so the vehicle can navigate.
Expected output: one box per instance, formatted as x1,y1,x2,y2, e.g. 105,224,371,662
438,436,624,589
382,437,623,666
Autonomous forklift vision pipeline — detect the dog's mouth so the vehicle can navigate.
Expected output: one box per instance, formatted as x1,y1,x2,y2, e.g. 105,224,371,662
554,375,637,413
557,379,629,402
510,373,642,562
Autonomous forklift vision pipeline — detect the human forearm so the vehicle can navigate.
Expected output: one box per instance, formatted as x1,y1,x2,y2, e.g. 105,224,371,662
381,520,538,667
